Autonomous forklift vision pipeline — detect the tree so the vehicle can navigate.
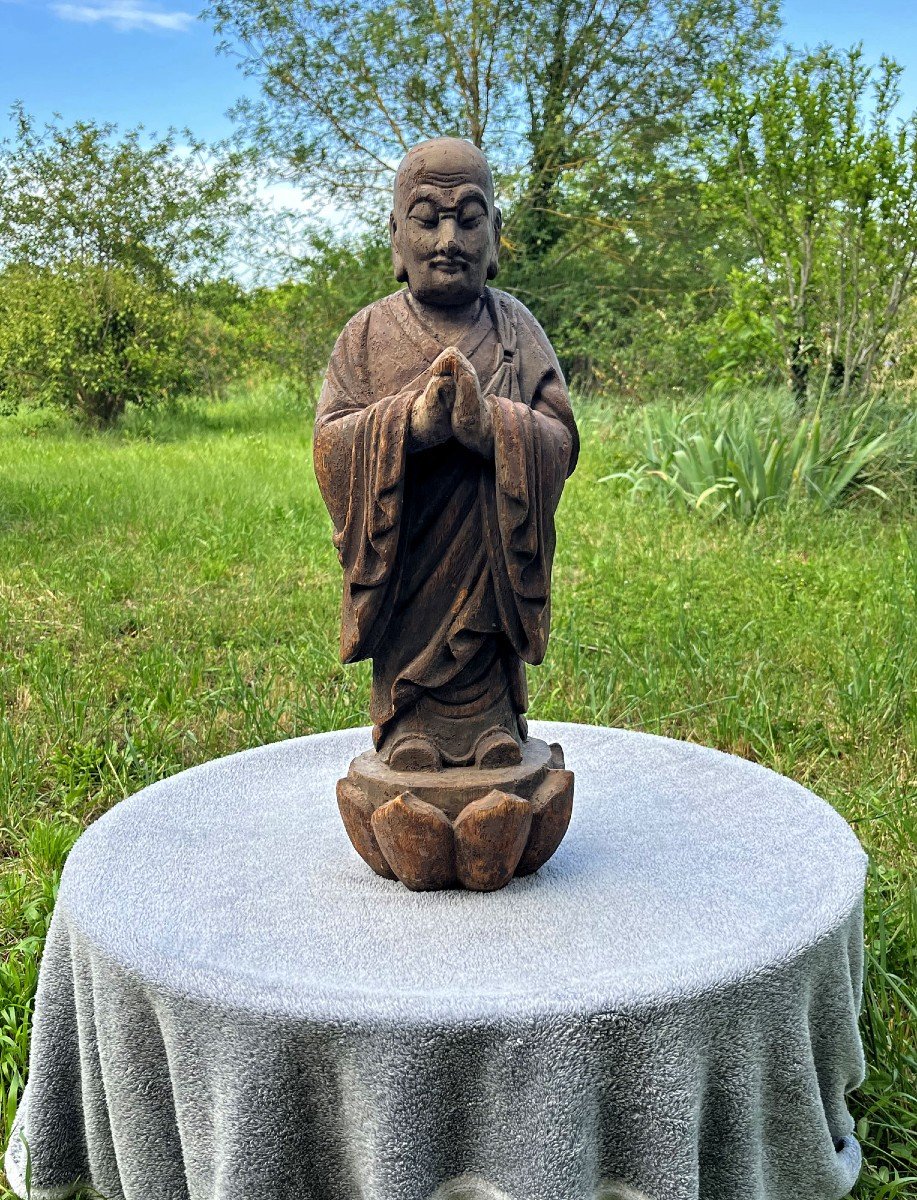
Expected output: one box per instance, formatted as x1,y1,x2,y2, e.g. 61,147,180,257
0,105,254,287
707,47,917,401
206,0,777,390
207,0,777,250
0,108,265,422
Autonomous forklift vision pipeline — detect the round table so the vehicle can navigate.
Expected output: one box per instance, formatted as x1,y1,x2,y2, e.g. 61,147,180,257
6,723,867,1200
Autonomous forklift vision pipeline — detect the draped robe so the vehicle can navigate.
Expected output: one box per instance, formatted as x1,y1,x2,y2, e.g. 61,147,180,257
314,287,578,765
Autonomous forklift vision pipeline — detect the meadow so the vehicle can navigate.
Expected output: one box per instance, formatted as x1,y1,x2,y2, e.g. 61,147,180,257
0,385,914,1199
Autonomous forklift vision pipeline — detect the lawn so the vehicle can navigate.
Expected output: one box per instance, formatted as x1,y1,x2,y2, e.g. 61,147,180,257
1,386,914,1199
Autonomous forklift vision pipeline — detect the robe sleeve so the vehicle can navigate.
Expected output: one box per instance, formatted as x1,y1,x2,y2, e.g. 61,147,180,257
313,307,427,663
483,299,579,665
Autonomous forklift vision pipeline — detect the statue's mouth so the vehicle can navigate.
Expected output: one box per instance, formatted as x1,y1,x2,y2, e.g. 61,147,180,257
430,257,467,274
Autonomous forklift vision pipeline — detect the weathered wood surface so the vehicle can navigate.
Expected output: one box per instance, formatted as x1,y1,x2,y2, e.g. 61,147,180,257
516,769,575,877
346,737,554,819
453,790,533,891
316,137,578,890
336,741,574,890
371,794,456,892
336,778,396,881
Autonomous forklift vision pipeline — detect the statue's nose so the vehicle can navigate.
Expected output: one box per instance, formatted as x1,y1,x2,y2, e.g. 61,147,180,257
437,217,461,253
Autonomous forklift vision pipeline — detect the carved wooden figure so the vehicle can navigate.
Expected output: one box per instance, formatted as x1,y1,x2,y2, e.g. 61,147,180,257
314,137,578,890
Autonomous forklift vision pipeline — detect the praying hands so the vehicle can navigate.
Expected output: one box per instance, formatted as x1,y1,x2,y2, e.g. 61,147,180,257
410,347,494,456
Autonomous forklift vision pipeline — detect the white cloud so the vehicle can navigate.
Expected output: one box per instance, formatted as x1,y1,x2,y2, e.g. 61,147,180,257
51,0,194,31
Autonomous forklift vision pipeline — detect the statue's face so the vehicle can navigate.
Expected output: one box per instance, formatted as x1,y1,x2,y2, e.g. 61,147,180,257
391,179,500,307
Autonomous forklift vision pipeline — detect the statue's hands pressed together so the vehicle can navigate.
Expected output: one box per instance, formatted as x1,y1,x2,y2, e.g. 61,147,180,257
410,356,456,450
410,347,493,455
440,346,494,457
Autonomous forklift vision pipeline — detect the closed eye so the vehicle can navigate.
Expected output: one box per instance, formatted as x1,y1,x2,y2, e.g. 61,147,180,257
408,200,438,227
459,202,486,228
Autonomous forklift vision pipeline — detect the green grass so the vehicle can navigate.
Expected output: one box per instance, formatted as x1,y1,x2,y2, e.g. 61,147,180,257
1,384,915,1199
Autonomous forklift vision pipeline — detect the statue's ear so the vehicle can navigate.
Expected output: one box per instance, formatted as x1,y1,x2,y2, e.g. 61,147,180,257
487,207,503,280
390,212,408,283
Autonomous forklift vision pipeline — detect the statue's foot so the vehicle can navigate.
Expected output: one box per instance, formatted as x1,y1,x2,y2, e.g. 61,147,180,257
387,734,442,772
474,728,523,769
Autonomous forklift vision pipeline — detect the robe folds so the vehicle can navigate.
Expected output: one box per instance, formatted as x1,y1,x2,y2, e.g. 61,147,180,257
314,286,579,763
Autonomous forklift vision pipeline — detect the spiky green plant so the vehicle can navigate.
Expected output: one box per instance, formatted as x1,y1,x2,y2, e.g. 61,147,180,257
611,395,894,518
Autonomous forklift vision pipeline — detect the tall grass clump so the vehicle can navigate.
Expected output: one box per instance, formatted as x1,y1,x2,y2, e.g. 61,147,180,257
613,393,906,518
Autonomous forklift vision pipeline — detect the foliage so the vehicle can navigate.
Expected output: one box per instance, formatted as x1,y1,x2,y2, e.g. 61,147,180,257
248,233,397,389
877,292,917,397
177,279,259,401
0,388,913,1199
0,263,198,424
707,47,917,401
0,106,254,288
0,108,277,424
611,392,903,517
206,0,778,380
497,151,752,393
699,268,783,393
173,236,398,409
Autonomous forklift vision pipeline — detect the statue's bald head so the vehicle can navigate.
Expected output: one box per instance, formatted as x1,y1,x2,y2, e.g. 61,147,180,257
390,137,501,307
393,138,495,209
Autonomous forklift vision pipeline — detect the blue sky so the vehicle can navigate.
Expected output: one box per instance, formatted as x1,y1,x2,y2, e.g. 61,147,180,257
2,0,916,146
1,1,246,141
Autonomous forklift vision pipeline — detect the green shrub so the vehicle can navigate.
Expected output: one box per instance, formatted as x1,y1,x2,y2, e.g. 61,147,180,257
0,263,195,424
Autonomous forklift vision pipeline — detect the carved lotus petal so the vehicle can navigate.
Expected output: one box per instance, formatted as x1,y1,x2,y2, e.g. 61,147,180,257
453,789,532,891
515,768,574,876
336,778,396,880
371,792,456,890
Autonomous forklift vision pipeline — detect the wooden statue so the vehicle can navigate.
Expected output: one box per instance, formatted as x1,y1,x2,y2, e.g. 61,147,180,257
314,137,578,891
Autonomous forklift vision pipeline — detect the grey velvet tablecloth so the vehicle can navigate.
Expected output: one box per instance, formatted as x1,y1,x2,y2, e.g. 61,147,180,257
6,722,866,1200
